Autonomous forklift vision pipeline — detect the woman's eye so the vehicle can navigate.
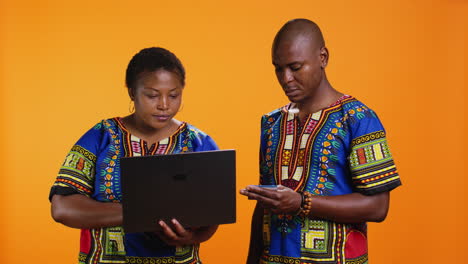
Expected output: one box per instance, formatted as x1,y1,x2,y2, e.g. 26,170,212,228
169,94,179,99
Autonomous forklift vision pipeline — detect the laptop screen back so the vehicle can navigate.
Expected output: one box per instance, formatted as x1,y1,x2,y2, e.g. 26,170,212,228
120,150,236,233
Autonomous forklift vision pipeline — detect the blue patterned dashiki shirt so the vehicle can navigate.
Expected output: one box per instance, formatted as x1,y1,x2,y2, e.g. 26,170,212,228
259,95,401,264
49,118,218,264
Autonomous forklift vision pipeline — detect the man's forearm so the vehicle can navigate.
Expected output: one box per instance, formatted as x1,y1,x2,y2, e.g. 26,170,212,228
307,192,390,223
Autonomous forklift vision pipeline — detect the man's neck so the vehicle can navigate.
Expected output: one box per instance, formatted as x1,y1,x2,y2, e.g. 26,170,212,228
296,80,343,119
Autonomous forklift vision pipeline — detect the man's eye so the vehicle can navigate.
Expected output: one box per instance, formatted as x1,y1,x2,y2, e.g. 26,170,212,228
291,65,302,71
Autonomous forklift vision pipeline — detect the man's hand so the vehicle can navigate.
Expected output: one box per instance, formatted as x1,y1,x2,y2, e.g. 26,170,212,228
240,185,302,214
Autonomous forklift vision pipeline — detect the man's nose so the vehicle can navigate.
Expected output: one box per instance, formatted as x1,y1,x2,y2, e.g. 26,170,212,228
280,69,294,84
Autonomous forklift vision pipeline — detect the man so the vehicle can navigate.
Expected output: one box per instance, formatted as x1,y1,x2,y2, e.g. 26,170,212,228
240,19,401,264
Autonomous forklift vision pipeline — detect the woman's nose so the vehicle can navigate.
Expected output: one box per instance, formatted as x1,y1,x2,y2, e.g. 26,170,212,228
157,96,169,110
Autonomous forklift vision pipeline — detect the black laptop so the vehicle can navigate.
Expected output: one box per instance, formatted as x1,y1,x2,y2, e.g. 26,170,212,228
120,150,236,233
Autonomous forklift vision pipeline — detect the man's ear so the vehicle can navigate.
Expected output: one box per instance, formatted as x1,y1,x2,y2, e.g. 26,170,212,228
320,47,329,69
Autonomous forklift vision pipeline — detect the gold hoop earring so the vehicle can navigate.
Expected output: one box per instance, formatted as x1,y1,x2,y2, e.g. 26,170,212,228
178,103,184,113
129,100,135,113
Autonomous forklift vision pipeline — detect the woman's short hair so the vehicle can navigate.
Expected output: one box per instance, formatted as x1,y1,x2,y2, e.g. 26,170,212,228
125,47,186,90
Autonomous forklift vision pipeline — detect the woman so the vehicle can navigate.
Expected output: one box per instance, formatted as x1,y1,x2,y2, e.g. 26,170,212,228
50,47,218,263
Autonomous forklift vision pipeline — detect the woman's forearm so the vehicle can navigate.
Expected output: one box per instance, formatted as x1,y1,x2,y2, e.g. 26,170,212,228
193,225,218,244
51,194,123,229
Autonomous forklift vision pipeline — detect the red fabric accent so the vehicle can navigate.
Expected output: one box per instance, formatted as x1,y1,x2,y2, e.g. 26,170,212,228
80,229,91,254
357,148,366,164
345,230,367,258
281,179,299,190
77,158,84,171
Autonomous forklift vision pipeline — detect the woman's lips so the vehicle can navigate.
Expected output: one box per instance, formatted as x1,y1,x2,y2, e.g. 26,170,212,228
154,115,170,122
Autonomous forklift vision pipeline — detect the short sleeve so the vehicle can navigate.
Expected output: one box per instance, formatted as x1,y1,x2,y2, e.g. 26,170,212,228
196,135,219,151
49,122,106,201
348,112,401,195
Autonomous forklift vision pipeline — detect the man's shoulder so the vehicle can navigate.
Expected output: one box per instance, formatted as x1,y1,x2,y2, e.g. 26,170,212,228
340,95,376,116
262,105,288,119
340,96,377,115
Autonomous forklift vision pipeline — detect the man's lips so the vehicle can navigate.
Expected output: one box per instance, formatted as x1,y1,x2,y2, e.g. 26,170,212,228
284,86,300,97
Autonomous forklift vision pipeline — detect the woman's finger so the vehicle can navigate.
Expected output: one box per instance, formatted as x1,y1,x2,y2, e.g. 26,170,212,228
171,219,188,237
159,220,178,240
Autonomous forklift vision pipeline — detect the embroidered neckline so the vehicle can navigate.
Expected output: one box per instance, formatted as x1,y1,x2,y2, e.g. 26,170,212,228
113,117,186,156
275,95,353,191
282,94,353,116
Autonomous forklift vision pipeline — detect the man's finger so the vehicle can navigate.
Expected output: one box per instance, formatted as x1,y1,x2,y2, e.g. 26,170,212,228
249,192,278,208
246,185,278,199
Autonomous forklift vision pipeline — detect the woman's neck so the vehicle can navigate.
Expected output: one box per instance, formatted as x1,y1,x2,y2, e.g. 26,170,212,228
121,114,182,145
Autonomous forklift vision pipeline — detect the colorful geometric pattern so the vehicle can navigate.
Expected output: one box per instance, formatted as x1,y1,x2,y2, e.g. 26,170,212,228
275,109,322,191
259,96,401,263
261,255,301,264
349,131,399,194
100,119,122,202
50,118,218,264
344,229,368,264
125,256,174,263
175,245,200,264
55,145,96,196
300,220,345,263
87,227,126,263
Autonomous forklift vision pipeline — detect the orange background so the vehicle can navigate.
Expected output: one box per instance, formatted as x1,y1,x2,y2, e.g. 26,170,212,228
1,0,467,263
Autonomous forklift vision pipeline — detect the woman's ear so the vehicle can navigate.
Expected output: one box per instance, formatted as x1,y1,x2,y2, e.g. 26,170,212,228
127,87,135,100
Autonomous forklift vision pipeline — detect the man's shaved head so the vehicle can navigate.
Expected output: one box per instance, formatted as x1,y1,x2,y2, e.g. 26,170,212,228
273,19,325,52
271,19,331,106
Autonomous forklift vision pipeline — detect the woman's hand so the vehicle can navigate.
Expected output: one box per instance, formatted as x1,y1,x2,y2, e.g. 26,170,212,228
240,185,302,214
156,219,195,246
156,219,218,247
